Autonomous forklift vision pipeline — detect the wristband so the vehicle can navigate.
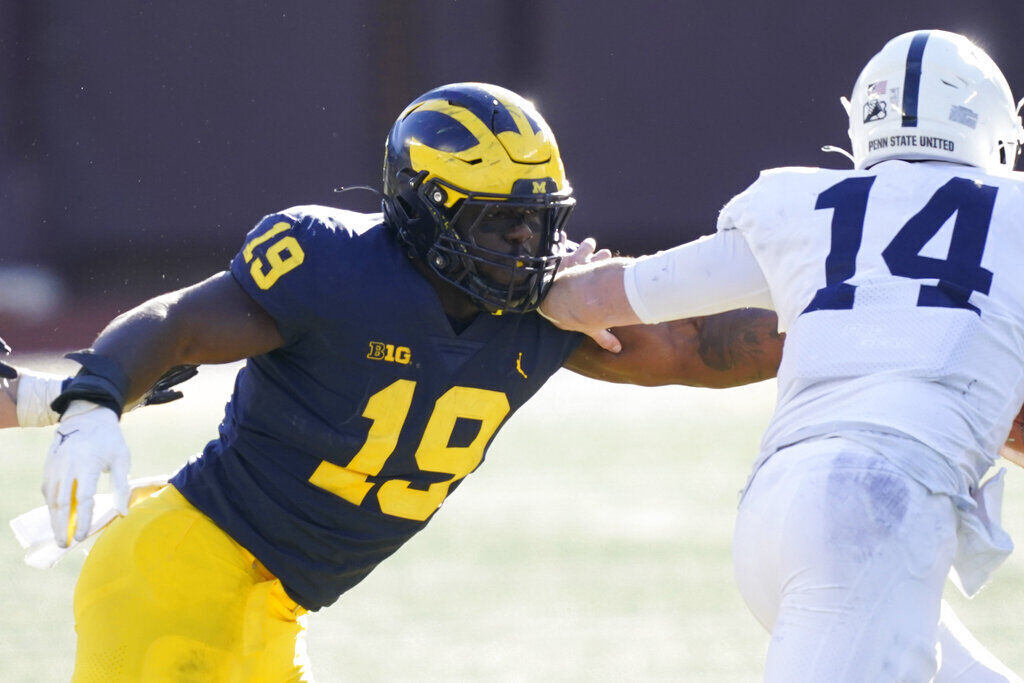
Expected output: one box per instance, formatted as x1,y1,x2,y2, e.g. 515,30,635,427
49,350,130,418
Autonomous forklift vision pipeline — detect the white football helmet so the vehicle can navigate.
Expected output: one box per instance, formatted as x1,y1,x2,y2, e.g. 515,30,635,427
847,30,1023,170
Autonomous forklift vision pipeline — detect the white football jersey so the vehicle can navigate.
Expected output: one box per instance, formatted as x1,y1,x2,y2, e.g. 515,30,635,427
718,160,1024,491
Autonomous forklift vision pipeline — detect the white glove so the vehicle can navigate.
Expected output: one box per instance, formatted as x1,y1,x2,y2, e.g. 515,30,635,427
42,400,131,547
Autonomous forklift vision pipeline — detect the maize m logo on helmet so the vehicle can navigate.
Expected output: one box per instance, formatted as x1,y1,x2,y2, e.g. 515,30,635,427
381,83,575,315
846,30,1024,171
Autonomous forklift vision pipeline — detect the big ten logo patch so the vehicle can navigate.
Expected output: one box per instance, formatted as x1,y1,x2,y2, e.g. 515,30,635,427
367,341,412,365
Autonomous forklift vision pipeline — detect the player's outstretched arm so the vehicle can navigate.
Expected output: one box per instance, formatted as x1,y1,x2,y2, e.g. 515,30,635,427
0,364,200,430
43,271,284,546
542,231,773,355
0,336,73,430
564,308,783,388
76,271,283,405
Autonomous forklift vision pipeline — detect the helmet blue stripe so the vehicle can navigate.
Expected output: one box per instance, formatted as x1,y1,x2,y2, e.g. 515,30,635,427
520,110,542,135
401,110,479,152
421,84,522,135
901,31,930,128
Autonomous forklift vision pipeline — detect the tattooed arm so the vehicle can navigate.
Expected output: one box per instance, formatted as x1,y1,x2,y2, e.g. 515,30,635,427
563,308,783,388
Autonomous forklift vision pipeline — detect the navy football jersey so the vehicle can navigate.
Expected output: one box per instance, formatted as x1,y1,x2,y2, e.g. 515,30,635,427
171,206,581,610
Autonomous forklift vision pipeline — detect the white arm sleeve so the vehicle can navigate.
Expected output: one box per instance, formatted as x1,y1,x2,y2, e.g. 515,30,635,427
623,229,773,324
16,371,65,428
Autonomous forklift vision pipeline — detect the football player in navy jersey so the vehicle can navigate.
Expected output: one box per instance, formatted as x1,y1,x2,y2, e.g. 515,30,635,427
20,83,782,680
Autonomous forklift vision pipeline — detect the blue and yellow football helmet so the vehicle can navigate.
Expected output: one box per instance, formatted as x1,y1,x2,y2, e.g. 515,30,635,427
382,83,575,314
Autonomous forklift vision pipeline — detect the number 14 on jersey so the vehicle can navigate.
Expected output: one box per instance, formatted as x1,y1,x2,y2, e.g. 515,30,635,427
804,176,997,316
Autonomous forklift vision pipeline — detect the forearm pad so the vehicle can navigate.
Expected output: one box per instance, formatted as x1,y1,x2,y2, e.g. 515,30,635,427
49,350,130,418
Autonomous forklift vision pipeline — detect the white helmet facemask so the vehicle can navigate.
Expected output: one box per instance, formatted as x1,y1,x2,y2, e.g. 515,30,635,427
843,30,1023,171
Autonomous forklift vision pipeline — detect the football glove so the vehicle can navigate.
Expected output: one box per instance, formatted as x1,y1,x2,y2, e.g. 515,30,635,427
139,364,199,407
42,400,131,547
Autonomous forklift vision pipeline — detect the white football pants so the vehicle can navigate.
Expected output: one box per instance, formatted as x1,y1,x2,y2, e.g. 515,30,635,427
734,437,1020,682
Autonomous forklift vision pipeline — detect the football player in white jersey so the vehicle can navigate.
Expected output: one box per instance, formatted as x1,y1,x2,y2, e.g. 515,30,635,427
541,30,1024,682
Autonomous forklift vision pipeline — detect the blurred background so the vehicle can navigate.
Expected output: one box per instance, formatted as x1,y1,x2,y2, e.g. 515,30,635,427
2,0,1023,349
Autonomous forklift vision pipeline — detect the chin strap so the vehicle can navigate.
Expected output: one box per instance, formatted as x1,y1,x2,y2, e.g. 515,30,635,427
332,184,383,197
822,96,858,167
821,145,856,165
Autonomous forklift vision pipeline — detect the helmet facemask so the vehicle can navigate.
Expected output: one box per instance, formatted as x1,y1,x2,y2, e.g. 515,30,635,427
395,171,574,314
434,184,574,314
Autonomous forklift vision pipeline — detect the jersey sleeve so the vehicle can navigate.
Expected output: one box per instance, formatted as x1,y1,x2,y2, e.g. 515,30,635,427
716,174,763,234
229,210,324,344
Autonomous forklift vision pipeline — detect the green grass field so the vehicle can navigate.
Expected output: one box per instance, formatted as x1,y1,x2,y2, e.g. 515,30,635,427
1,360,1022,681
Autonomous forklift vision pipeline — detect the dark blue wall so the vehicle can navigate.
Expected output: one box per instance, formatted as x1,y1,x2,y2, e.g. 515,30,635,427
2,0,1022,305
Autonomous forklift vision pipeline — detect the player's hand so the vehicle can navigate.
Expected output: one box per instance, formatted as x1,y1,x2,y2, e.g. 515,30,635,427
572,326,622,354
544,237,622,352
541,239,623,353
539,298,623,353
0,335,16,380
42,400,131,547
558,236,613,271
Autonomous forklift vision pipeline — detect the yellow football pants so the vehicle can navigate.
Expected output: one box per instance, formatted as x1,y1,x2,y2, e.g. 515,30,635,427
73,485,311,682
